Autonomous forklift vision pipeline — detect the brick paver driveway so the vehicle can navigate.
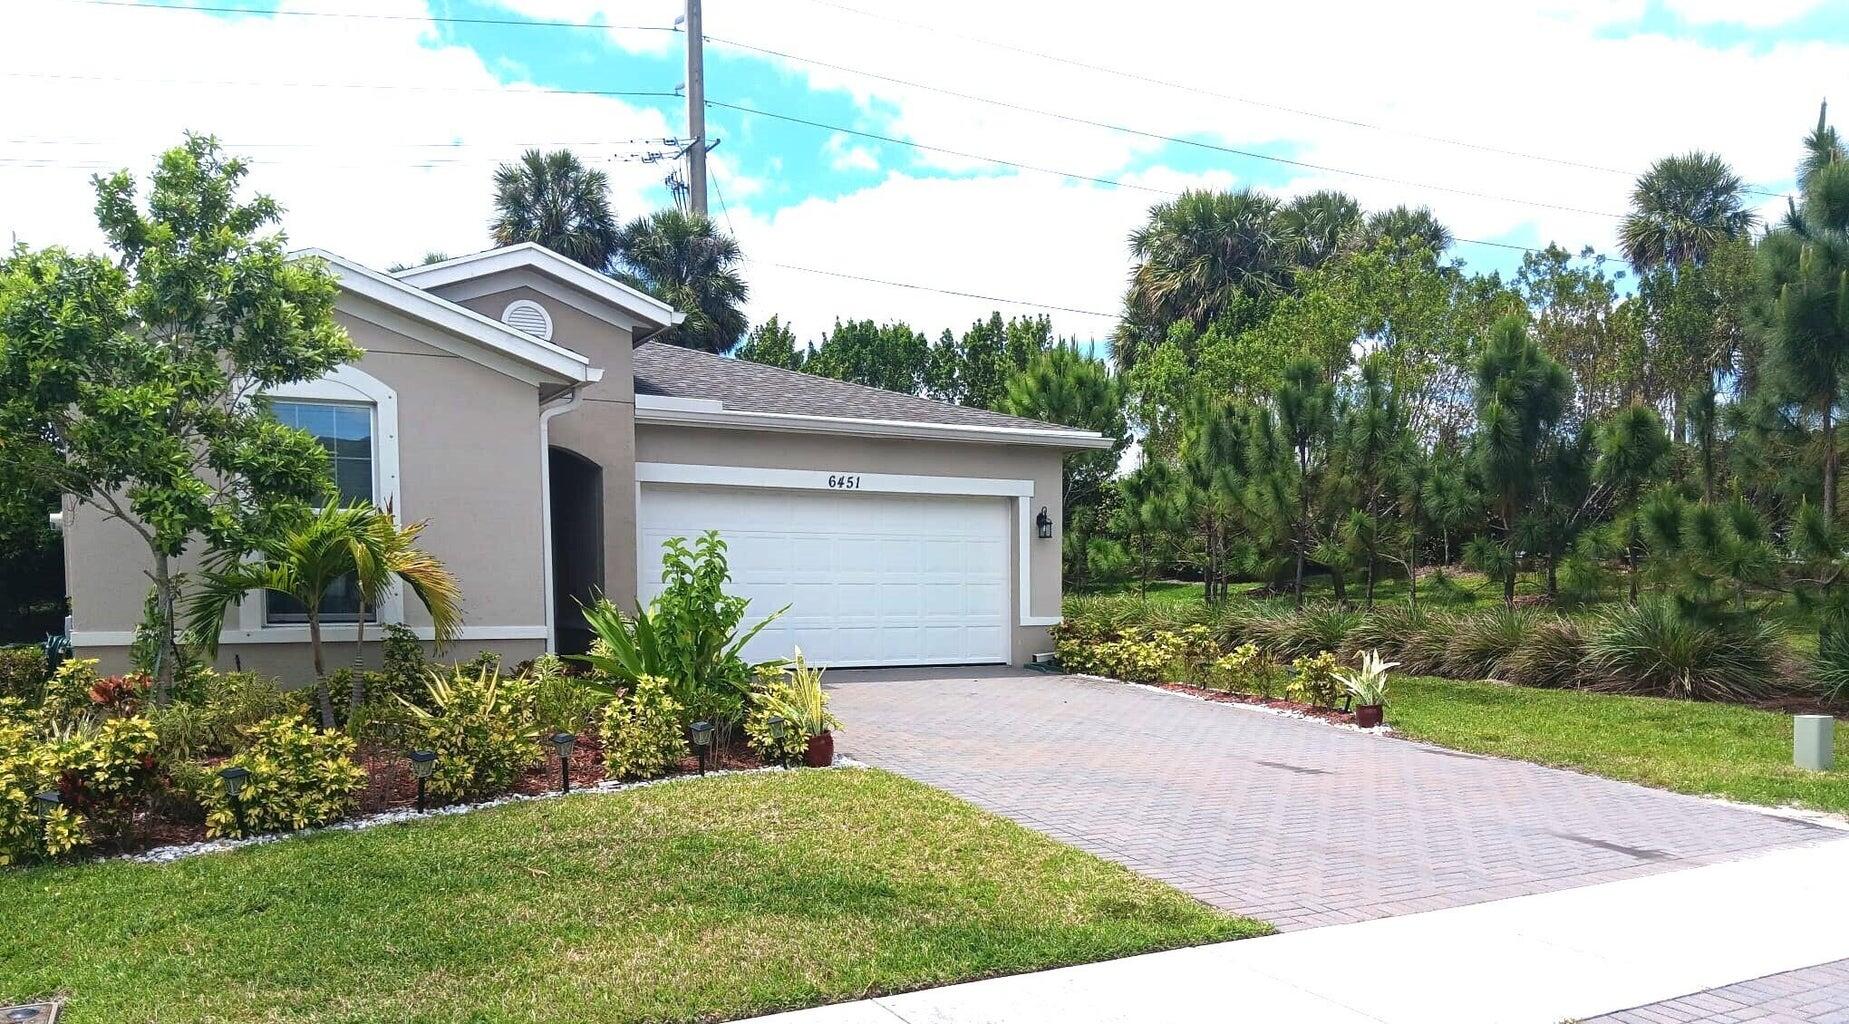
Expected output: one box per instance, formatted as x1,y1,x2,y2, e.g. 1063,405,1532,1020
826,668,1835,930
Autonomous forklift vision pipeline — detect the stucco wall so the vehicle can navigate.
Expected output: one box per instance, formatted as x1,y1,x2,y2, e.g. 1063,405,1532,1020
445,282,640,610
634,423,1067,662
64,300,550,679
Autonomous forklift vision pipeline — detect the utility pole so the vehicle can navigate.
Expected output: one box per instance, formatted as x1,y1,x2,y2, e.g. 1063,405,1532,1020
684,0,708,216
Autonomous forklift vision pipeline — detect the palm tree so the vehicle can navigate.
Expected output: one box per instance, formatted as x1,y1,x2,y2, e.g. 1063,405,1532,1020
186,502,462,728
491,149,622,271
1765,103,1849,522
615,208,749,354
1619,152,1759,272
1278,190,1364,272
1117,189,1289,369
1365,205,1454,255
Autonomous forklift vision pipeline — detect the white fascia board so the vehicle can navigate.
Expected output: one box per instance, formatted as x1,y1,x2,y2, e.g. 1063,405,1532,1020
294,248,595,385
633,403,1116,450
634,393,725,414
394,243,684,329
637,462,1035,497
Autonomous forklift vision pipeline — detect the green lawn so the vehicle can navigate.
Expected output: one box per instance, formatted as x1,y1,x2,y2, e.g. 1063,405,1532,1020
1389,675,1849,814
0,768,1263,1024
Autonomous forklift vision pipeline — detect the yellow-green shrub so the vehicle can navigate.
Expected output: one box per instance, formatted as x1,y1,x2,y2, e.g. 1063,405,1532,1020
0,718,71,865
1285,651,1345,708
601,675,686,781
398,666,541,803
1206,643,1279,696
202,716,366,838
0,646,47,703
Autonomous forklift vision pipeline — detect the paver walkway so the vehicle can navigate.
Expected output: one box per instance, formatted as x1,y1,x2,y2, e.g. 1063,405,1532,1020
1587,959,1849,1023
826,668,1834,930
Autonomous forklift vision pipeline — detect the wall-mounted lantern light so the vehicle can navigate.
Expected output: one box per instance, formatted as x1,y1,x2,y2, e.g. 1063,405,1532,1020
409,750,437,812
690,721,714,776
549,732,577,792
1036,506,1053,539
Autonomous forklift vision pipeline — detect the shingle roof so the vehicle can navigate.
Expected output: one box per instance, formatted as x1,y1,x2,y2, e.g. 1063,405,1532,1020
631,342,1083,434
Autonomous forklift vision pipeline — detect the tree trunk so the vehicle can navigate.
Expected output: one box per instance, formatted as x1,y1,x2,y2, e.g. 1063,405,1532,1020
1364,547,1376,610
308,608,335,730
1826,400,1838,526
1627,539,1639,605
350,599,368,715
150,551,178,706
1545,553,1558,601
1407,533,1420,612
1503,547,1516,608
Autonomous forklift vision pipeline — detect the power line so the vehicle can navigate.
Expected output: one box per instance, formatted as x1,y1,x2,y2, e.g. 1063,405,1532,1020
0,70,680,100
785,0,1790,199
757,260,1120,319
707,36,1626,220
60,0,675,33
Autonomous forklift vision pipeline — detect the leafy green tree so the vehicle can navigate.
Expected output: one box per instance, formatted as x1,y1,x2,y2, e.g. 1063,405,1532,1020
1763,104,1849,523
802,319,930,394
1274,359,1336,607
1278,190,1364,271
186,502,462,728
1333,360,1406,606
1112,460,1185,598
1468,316,1572,605
1177,395,1254,601
998,344,1128,523
1595,403,1672,603
735,315,804,370
1421,449,1477,568
1515,245,1640,425
615,209,748,354
0,135,358,696
490,149,622,271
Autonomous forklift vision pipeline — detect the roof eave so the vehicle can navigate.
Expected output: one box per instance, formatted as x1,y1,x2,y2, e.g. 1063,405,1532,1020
393,243,684,331
633,400,1116,450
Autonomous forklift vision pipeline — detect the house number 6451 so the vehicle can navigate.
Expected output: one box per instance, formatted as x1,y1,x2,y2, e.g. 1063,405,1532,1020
827,474,862,489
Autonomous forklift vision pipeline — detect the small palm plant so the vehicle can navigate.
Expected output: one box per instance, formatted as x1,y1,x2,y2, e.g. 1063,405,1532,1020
186,502,463,728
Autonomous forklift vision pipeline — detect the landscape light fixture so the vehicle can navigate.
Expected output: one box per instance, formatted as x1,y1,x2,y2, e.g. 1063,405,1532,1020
219,766,252,833
549,732,577,793
1036,506,1053,539
768,716,790,769
31,791,58,821
5,1005,47,1021
690,721,714,776
409,750,438,812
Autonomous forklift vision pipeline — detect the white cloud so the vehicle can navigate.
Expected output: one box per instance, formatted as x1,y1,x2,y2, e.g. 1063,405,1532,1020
824,133,880,173
0,0,676,268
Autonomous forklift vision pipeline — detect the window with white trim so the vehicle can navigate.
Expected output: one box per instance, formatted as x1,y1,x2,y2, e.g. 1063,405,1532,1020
266,399,374,623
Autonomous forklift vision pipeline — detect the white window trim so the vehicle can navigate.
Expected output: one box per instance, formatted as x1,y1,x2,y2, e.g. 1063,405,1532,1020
244,365,405,632
633,462,1060,630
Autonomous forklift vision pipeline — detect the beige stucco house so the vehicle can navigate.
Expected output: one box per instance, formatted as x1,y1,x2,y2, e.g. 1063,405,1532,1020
60,243,1112,677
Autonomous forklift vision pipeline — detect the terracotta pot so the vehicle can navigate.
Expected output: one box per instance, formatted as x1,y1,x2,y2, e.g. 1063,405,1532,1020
1355,704,1384,729
803,731,835,768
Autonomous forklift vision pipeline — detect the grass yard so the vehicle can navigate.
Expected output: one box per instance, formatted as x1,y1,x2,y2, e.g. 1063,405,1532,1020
1389,675,1849,814
0,768,1263,1024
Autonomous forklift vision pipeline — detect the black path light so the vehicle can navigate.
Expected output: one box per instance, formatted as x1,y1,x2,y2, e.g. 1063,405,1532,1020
548,732,577,793
408,750,437,812
768,716,790,769
31,791,58,821
218,766,252,834
1036,505,1054,539
690,721,713,776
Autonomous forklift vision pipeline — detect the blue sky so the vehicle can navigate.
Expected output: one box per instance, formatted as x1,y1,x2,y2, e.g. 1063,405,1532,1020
2,0,1843,343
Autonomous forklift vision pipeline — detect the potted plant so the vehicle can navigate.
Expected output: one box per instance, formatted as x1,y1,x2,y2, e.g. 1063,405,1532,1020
762,648,841,767
1337,649,1396,728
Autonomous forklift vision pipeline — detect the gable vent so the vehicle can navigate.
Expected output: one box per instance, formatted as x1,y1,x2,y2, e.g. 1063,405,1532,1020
500,299,554,341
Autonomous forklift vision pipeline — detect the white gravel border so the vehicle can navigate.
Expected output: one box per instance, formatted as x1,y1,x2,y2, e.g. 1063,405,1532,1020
124,759,860,865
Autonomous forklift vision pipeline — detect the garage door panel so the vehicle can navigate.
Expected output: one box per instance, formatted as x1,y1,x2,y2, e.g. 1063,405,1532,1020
637,484,1011,667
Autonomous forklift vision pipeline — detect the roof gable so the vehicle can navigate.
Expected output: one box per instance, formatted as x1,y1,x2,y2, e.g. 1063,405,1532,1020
393,243,682,336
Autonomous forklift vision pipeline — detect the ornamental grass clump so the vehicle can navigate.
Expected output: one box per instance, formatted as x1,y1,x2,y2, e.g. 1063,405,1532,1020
1443,608,1537,680
1584,600,1783,702
1500,617,1587,689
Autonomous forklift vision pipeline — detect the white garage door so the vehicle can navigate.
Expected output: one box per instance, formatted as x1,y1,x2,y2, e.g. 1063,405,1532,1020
638,484,1011,667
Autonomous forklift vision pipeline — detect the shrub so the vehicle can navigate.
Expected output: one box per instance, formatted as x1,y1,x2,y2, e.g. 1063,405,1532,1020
381,623,426,693
0,718,74,865
1501,617,1587,689
37,658,101,726
57,715,161,841
201,716,367,838
1205,643,1279,697
1284,651,1344,709
526,654,608,737
1443,608,1536,679
1814,632,1849,703
88,673,150,712
1584,601,1783,702
151,671,296,760
0,646,48,702
399,666,542,802
1341,605,1429,663
1396,612,1459,676
1237,604,1357,660
601,676,686,781
745,649,840,765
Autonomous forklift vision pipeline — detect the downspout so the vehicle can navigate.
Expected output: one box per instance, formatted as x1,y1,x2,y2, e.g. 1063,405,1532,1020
538,386,585,654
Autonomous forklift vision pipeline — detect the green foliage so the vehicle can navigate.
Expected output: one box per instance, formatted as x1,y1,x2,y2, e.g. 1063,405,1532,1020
1284,652,1344,709
580,531,786,736
1443,608,1537,679
1584,600,1783,702
0,134,360,691
1336,650,1396,706
381,623,427,693
1205,643,1278,697
490,149,621,271
600,675,686,781
0,645,46,702
397,666,541,803
745,650,841,764
615,209,748,354
201,715,366,838
1501,617,1587,689
0,716,77,864
1233,603,1357,659
149,670,296,760
800,318,931,394
999,342,1130,524
735,314,803,370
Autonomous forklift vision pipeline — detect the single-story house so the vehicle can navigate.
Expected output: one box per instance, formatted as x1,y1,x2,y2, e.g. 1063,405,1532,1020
60,243,1112,677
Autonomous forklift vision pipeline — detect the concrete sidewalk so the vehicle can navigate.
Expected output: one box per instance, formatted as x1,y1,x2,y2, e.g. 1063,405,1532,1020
740,838,1849,1024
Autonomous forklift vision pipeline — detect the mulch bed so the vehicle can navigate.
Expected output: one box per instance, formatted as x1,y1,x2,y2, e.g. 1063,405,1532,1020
1147,679,1362,727
94,735,770,859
